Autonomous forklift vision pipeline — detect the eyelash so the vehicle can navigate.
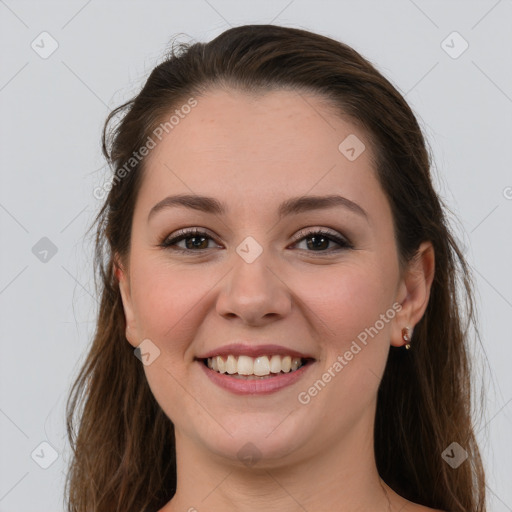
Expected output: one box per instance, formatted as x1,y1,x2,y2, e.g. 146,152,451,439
159,227,353,255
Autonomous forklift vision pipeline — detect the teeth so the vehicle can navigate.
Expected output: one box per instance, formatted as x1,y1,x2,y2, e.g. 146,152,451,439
237,355,253,375
226,355,237,374
282,355,292,373
217,356,226,373
269,355,282,373
206,354,304,376
253,356,270,376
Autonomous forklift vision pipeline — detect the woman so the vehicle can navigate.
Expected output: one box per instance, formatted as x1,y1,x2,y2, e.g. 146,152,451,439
65,24,486,512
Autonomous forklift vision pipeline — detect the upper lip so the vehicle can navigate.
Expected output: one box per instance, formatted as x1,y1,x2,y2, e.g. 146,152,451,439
196,343,316,360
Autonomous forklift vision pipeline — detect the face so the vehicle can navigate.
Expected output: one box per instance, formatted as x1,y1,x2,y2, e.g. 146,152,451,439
117,88,432,467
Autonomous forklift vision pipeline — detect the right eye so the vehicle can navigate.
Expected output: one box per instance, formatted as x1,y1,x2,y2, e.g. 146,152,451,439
159,228,221,253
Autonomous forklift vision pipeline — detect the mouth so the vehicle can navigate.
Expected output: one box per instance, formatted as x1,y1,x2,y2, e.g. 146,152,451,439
195,343,317,394
198,354,315,380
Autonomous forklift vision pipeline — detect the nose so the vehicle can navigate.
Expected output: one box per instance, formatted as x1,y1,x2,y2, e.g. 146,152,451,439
215,249,292,326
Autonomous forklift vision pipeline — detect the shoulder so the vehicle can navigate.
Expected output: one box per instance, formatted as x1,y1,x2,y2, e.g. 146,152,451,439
400,504,446,512
390,494,446,512
385,483,447,512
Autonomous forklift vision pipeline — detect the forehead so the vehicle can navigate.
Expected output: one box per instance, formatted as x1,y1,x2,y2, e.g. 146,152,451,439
135,88,383,219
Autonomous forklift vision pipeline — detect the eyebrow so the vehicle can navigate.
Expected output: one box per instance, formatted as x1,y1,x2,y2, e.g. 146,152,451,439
147,193,368,222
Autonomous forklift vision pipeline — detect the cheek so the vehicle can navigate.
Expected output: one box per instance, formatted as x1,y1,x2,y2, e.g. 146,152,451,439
294,264,396,423
129,260,212,423
300,260,398,404
301,260,397,347
130,258,216,354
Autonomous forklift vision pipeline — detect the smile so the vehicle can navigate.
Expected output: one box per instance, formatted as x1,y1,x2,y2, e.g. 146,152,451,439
205,354,306,378
197,356,315,395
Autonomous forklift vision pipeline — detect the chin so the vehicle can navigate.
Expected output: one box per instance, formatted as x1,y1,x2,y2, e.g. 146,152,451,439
193,415,312,468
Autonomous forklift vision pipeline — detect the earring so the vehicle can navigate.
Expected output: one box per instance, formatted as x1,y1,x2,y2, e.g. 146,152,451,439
402,326,412,350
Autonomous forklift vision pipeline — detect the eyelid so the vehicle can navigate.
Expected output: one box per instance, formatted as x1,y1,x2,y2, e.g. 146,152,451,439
166,226,216,240
292,226,350,244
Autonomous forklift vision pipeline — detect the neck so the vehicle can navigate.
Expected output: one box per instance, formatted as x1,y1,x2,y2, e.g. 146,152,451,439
162,411,392,512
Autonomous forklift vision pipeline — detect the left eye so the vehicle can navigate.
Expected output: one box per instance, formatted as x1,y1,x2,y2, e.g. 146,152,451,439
160,228,352,253
293,229,351,252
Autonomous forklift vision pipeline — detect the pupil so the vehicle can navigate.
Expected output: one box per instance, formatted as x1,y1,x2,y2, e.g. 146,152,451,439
307,235,328,251
186,236,208,250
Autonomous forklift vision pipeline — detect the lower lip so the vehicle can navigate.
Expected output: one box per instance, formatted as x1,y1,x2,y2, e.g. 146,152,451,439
197,360,314,395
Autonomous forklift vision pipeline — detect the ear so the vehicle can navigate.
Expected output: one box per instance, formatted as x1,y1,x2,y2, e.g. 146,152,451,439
391,241,435,347
114,254,139,348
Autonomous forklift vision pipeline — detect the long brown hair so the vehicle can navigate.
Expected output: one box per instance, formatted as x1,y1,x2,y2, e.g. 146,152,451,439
65,24,486,512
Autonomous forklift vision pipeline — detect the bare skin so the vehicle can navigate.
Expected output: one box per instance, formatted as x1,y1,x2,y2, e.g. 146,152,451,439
117,88,440,512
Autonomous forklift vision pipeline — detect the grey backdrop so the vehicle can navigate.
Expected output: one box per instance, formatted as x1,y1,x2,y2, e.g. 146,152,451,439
1,1,511,511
